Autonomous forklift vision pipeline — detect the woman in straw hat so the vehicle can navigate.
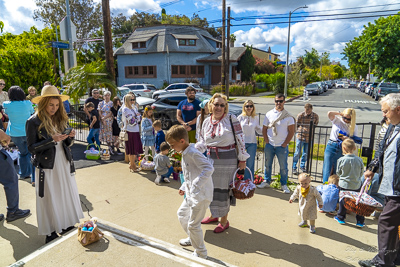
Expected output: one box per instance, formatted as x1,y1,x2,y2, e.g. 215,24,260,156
26,85,83,244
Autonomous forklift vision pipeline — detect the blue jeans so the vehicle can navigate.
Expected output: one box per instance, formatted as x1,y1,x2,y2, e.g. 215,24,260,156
87,128,101,149
292,139,309,170
161,166,174,180
264,143,289,185
245,143,257,180
0,149,19,213
11,136,33,178
322,140,343,183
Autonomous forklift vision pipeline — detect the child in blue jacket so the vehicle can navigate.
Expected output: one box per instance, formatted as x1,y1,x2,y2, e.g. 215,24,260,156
317,174,340,215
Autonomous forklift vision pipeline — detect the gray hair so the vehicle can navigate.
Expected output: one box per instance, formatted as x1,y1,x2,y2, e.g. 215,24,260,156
380,93,400,110
103,90,111,96
92,89,99,93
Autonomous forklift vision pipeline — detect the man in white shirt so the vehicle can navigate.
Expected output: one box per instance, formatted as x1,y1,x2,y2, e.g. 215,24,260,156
257,94,295,194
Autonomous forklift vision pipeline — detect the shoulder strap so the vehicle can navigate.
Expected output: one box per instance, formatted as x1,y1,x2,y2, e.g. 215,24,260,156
229,114,238,147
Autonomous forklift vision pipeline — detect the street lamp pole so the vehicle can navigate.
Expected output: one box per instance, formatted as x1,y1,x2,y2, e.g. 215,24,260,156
284,5,308,97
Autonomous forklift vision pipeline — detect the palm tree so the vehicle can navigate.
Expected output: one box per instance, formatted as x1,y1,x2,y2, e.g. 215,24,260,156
63,60,116,104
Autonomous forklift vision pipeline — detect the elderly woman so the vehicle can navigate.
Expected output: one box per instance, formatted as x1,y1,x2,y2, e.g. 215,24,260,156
322,108,361,183
0,79,9,105
121,94,143,172
26,86,38,102
197,93,249,233
3,86,34,181
98,91,114,151
26,85,83,243
238,100,263,180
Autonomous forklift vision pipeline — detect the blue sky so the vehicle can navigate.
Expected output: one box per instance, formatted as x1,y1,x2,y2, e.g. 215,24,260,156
1,0,399,67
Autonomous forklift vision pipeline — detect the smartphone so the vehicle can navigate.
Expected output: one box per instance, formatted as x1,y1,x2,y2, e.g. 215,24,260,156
63,127,73,135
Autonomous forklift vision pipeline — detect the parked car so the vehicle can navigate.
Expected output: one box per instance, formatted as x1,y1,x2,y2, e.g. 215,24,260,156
325,81,333,89
304,84,321,95
372,82,400,101
121,84,158,98
152,83,203,99
116,88,155,112
336,81,345,88
349,82,357,88
316,82,328,92
365,82,379,96
149,92,242,129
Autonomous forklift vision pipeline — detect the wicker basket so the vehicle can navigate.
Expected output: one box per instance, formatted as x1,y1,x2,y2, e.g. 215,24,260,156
342,180,378,217
231,167,255,200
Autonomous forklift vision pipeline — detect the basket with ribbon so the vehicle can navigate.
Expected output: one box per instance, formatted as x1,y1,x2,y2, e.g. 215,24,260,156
340,180,383,217
230,167,256,200
85,144,101,160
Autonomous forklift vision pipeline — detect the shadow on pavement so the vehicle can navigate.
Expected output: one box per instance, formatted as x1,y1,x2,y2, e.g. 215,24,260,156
204,228,353,267
71,143,125,170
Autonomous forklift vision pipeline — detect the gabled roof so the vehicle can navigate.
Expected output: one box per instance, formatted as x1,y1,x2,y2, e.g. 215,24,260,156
114,25,218,56
196,47,246,62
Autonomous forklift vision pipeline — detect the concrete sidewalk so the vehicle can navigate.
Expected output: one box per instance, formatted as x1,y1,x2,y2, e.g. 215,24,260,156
1,161,380,266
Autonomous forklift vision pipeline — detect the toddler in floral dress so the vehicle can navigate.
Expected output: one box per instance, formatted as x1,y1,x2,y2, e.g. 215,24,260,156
141,106,156,161
289,173,324,234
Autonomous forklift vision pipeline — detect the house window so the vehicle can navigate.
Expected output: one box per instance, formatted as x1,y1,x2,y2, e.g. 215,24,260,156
269,55,271,60
178,39,196,46
171,65,205,78
132,41,146,49
125,66,157,78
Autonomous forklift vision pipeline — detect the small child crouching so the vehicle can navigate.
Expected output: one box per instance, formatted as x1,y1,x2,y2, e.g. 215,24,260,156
153,142,173,185
166,125,214,259
289,173,324,234
317,174,340,215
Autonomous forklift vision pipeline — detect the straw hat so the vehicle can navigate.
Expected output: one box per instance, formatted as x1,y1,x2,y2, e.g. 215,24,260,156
32,85,69,104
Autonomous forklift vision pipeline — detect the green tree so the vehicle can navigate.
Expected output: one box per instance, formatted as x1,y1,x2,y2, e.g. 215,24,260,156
321,52,330,66
0,26,59,91
63,60,116,103
237,46,256,82
33,0,102,41
304,48,321,69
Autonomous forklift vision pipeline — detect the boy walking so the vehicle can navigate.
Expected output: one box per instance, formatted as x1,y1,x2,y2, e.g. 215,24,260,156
153,142,173,185
166,125,214,259
85,102,101,148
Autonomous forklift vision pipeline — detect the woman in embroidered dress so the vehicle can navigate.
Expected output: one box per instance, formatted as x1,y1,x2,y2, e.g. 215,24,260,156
238,100,263,180
196,93,249,233
98,91,114,152
122,94,143,172
322,108,360,183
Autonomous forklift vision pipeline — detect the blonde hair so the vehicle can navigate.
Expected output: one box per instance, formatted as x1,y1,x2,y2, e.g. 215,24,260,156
298,173,312,182
342,108,356,136
28,86,37,94
153,120,162,128
209,93,229,114
123,94,134,109
166,125,189,143
328,174,339,186
241,100,256,117
37,96,68,136
342,138,356,153
143,105,154,120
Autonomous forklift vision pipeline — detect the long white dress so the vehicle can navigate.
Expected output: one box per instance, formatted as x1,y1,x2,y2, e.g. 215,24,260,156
36,142,84,235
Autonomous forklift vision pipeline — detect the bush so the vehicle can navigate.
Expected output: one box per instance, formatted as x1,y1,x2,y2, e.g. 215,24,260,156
211,83,253,96
253,73,285,93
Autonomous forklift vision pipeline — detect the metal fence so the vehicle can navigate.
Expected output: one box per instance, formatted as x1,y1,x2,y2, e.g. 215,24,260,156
69,107,381,182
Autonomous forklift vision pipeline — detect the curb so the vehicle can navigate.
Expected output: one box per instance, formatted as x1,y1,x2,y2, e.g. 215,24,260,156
286,95,302,102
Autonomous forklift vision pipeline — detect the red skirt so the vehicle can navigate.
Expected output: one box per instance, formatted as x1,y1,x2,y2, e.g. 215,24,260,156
125,132,143,155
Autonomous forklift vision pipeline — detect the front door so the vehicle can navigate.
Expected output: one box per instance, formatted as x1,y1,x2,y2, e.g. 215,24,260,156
211,66,221,85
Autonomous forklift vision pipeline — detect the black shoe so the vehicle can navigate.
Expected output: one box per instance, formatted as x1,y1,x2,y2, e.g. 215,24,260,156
60,226,75,235
45,232,59,244
300,168,307,172
6,209,30,222
0,214,4,221
358,259,377,267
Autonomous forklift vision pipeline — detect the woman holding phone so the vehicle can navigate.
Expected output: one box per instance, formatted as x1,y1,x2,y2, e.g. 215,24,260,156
26,85,83,244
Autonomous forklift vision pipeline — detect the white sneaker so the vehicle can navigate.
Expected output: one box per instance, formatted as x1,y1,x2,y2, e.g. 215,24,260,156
192,252,207,259
257,181,270,189
154,176,161,185
281,185,290,194
179,237,191,246
163,178,170,183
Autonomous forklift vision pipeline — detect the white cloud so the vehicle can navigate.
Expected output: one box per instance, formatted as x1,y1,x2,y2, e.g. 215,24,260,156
1,0,42,33
109,0,160,12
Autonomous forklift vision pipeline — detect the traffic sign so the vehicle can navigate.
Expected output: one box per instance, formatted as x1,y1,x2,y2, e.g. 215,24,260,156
51,41,69,49
277,61,286,65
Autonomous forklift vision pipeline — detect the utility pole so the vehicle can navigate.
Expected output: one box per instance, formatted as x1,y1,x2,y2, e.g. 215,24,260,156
221,0,226,94
319,53,323,80
102,0,115,81
226,6,230,98
65,0,74,70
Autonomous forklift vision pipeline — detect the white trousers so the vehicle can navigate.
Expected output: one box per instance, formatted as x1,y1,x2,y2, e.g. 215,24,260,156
177,198,211,258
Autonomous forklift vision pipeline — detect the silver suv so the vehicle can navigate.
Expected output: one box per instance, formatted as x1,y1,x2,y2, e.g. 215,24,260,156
121,84,158,98
152,83,203,99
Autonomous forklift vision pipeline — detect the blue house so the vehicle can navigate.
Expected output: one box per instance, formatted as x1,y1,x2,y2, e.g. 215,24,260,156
114,25,246,88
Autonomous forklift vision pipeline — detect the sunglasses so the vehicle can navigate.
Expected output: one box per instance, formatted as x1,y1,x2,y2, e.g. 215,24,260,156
130,99,136,101
245,105,253,108
342,116,351,121
275,100,284,103
0,83,5,86
213,103,225,108
92,92,99,94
